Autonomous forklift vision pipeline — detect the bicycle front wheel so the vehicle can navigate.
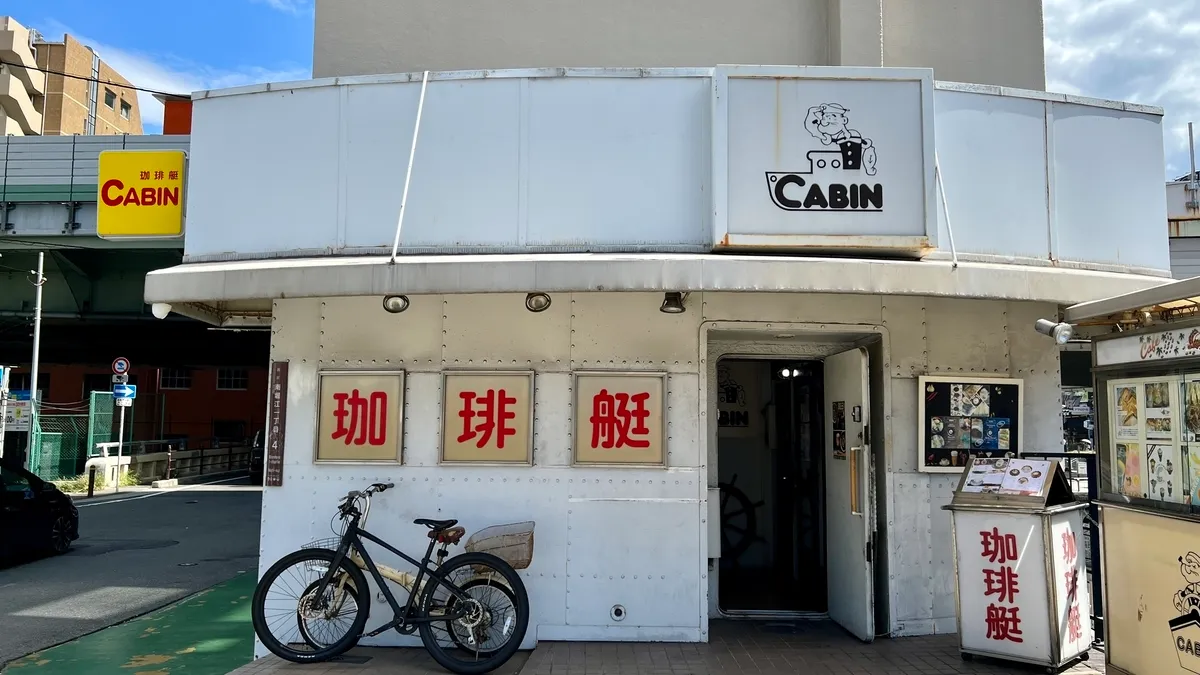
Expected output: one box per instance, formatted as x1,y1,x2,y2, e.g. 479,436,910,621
252,548,371,663
417,551,529,675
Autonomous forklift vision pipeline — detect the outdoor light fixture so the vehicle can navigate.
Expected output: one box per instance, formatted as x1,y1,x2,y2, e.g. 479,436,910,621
1034,318,1074,345
382,295,410,313
150,302,172,320
525,292,552,313
660,292,687,314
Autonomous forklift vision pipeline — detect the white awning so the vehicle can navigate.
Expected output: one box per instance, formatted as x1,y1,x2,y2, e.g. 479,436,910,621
144,253,1167,326
1064,275,1200,323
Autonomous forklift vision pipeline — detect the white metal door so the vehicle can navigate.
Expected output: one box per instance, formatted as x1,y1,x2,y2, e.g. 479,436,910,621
824,347,874,641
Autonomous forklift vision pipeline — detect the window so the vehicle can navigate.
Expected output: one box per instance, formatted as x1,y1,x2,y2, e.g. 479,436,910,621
1,465,32,493
119,100,130,120
217,368,249,391
8,373,49,394
213,420,247,443
1105,375,1196,509
159,368,192,390
103,88,116,109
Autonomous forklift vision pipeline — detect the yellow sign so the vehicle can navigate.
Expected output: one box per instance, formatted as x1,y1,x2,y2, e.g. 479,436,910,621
1102,504,1200,674
441,372,533,464
96,150,186,238
573,372,665,466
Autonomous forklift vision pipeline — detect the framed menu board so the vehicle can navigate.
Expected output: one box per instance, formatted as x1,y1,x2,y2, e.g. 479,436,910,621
917,375,1024,473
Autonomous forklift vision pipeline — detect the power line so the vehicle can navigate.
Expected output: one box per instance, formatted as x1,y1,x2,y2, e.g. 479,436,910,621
0,58,188,99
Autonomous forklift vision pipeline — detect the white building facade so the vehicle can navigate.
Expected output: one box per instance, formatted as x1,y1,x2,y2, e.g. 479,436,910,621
143,66,1169,651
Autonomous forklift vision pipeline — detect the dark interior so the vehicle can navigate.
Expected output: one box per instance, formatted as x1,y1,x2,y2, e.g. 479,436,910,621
717,358,827,614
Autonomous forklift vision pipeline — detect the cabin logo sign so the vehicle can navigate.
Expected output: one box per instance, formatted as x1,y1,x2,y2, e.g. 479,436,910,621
766,102,884,213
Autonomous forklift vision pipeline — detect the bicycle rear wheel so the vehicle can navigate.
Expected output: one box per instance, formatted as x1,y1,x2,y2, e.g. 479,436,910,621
252,548,370,663
417,551,529,675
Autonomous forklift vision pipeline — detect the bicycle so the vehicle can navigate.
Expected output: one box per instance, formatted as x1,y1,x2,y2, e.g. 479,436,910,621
251,482,530,675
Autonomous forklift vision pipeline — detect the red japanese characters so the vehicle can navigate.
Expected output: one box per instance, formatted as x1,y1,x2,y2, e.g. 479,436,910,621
574,374,665,465
331,389,389,446
317,372,404,462
980,527,1024,643
589,389,652,449
457,389,517,449
442,373,532,463
1061,530,1084,643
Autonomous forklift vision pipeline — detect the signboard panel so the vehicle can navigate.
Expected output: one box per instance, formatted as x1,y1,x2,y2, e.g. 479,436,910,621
1102,504,1200,675
4,389,31,432
441,371,533,464
573,372,666,466
1096,326,1200,367
97,150,186,239
713,66,936,250
917,375,1024,473
265,361,288,486
315,370,404,462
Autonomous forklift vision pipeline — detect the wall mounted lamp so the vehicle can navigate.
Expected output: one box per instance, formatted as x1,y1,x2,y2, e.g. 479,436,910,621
382,295,410,313
525,292,552,313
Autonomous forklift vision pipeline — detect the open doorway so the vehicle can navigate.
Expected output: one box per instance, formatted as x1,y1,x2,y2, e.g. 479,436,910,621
716,358,827,614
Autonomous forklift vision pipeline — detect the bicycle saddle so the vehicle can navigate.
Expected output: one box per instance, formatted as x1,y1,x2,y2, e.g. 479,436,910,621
413,518,458,531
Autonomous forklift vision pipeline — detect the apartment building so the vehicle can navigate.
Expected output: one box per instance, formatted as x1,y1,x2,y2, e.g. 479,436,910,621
0,17,45,135
35,32,142,135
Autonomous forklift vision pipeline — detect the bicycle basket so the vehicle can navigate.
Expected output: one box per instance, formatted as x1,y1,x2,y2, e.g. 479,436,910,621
300,538,344,573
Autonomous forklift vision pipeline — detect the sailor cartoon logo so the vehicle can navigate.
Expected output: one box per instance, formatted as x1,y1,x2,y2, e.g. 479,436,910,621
765,102,884,212
1170,551,1200,673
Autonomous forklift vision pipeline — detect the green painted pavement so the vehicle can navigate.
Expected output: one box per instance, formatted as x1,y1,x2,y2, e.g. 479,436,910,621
5,572,255,675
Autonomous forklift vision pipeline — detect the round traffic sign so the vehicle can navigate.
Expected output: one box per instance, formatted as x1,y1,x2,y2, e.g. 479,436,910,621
112,357,130,375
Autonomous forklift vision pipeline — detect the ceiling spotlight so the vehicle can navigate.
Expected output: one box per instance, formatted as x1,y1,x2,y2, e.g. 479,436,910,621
660,292,687,314
1034,318,1074,345
525,292,552,313
382,295,410,313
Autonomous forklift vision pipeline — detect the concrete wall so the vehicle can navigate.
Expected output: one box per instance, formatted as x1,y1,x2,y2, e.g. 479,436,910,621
260,290,1061,650
313,0,1046,90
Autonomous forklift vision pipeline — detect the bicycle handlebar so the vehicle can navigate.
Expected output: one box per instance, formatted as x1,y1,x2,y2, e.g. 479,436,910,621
337,482,395,519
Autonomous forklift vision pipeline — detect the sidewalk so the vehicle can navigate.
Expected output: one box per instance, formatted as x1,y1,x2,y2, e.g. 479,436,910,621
3,573,255,675
230,621,1106,675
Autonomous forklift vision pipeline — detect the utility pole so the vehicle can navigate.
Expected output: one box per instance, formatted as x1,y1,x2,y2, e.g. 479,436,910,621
25,251,44,466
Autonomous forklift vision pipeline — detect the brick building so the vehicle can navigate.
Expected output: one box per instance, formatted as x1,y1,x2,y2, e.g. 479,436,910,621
34,32,142,135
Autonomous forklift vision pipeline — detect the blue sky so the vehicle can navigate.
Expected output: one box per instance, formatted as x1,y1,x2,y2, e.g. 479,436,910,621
8,0,314,133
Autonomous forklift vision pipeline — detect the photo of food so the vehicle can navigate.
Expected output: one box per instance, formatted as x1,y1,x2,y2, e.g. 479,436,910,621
1147,417,1173,439
1148,444,1185,504
957,418,974,449
1147,382,1171,409
1186,381,1200,441
952,384,991,417
930,417,944,434
1117,443,1142,498
1115,386,1139,439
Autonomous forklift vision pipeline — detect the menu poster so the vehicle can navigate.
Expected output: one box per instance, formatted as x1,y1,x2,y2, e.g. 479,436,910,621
1114,385,1139,440
1147,443,1185,503
1116,443,1143,498
960,457,1052,496
918,376,1022,473
1188,446,1200,505
1144,381,1173,440
1184,380,1200,442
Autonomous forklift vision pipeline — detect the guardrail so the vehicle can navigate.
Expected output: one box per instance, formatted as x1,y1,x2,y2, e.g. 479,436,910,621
91,439,253,483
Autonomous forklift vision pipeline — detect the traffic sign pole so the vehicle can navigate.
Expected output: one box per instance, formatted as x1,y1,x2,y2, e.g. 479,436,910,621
115,403,125,494
25,252,43,469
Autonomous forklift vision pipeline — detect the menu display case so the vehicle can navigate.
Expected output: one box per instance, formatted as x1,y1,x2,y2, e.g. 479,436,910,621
1092,321,1200,675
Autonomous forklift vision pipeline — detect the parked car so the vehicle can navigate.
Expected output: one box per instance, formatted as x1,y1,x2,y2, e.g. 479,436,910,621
0,464,79,561
248,430,264,485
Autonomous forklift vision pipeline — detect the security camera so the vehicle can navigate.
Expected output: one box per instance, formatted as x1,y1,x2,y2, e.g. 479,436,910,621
151,302,172,320
1034,318,1074,345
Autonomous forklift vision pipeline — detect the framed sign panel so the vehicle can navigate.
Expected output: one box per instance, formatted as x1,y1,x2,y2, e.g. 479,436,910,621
315,370,405,463
441,371,534,464
573,372,666,467
917,375,1023,473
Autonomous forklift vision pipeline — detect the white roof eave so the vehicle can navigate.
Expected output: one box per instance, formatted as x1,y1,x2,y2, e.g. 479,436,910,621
143,253,1167,309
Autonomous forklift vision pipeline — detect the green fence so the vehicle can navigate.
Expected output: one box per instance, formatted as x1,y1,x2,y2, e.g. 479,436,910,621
28,391,133,482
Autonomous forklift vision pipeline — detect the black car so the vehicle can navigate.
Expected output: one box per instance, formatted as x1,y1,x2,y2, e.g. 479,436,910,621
1,463,79,560
248,430,264,485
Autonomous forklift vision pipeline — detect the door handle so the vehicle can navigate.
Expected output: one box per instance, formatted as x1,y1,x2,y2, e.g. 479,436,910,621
850,446,864,517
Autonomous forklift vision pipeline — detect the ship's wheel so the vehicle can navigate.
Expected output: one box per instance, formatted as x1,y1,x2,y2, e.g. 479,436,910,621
718,473,766,562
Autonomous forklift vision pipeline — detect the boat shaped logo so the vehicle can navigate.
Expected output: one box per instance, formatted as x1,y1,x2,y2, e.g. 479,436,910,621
766,102,884,212
1172,551,1200,674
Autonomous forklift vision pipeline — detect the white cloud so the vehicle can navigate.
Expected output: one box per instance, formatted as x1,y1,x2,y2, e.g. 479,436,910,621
35,20,309,133
250,0,313,14
1045,0,1200,179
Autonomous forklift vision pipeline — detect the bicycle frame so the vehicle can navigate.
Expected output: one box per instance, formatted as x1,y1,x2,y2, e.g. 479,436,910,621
315,505,473,637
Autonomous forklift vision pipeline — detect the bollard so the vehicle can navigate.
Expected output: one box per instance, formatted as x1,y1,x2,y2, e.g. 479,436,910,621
87,465,97,498
166,445,174,480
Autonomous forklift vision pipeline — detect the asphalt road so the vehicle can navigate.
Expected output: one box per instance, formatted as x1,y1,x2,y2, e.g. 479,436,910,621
0,477,261,668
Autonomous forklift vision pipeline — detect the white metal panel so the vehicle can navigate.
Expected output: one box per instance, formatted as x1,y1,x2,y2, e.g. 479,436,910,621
534,373,572,466
1051,102,1169,271
1166,181,1197,221
524,78,711,247
1005,301,1064,451
403,372,442,466
700,292,883,325
1169,236,1200,280
442,293,572,366
717,67,935,244
889,474,934,634
318,295,444,365
928,475,958,631
882,297,927,379
342,80,523,248
924,298,1010,373
186,88,342,257
565,499,702,628
931,90,1050,259
569,292,699,370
